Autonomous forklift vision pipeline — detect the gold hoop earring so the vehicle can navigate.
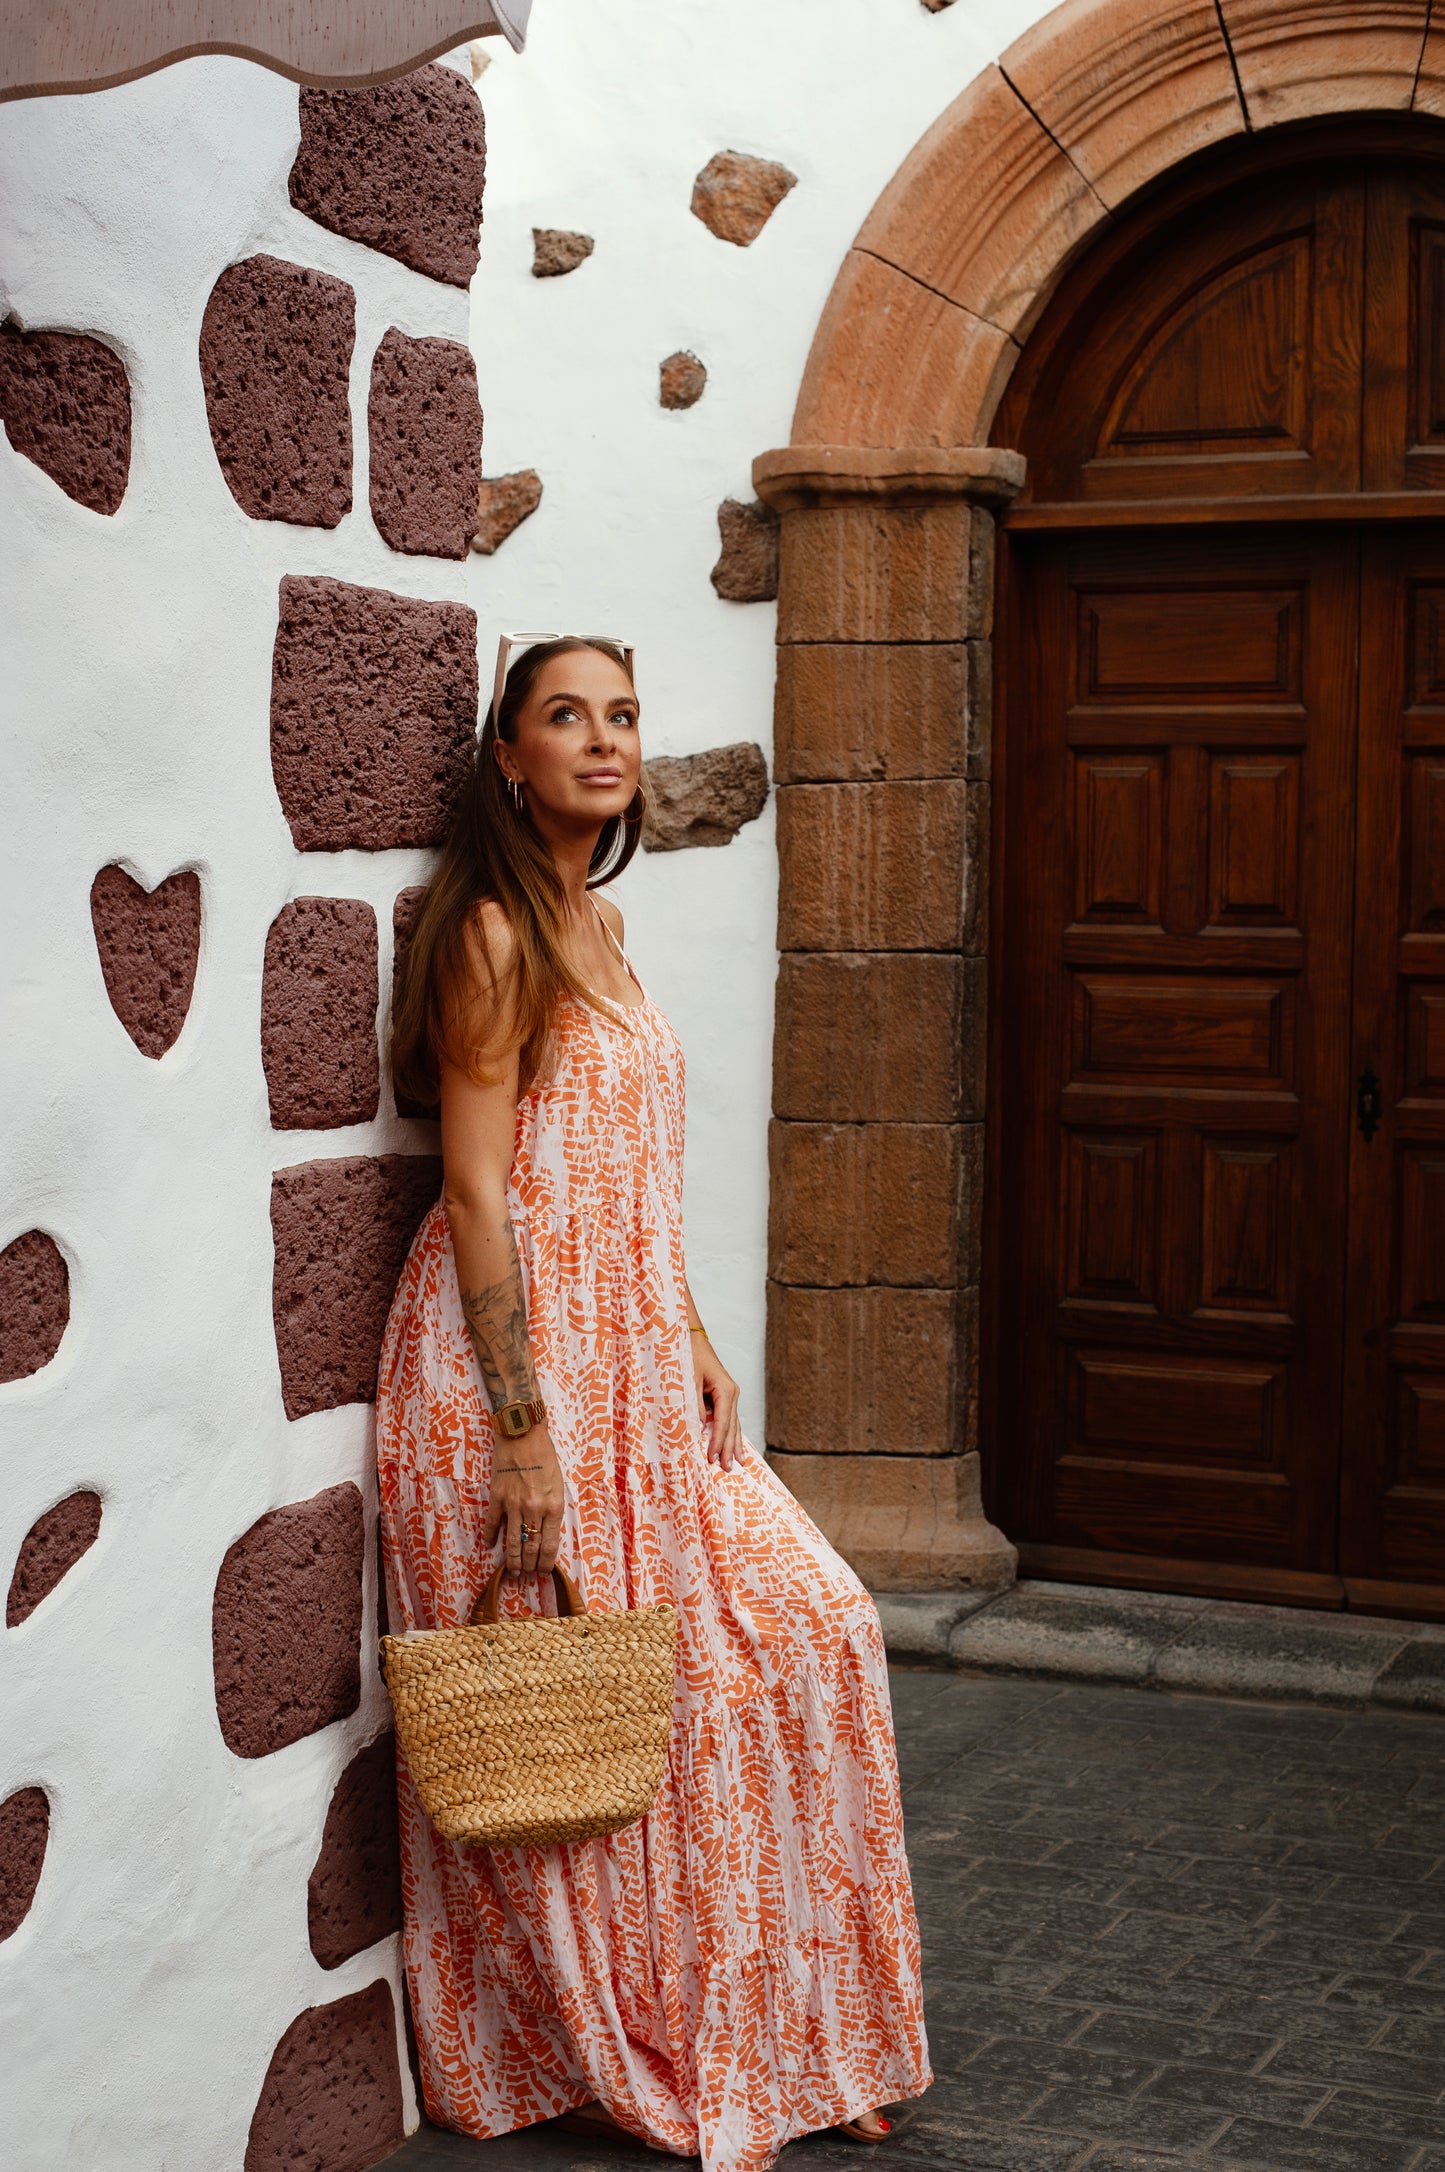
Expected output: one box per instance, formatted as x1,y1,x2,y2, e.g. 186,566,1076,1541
507,776,525,814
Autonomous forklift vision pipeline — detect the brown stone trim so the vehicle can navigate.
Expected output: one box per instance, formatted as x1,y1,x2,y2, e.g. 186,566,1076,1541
1,6,525,104
753,444,1025,513
789,0,1441,451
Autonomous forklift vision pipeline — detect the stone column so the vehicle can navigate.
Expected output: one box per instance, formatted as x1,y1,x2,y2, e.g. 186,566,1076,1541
752,446,1023,1594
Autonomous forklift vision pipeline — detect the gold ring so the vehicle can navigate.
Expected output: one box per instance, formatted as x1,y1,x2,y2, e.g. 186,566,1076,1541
520,1521,536,1538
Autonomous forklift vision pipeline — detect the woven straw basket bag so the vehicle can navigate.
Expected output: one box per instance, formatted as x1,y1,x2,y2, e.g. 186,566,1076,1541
381,1562,677,1847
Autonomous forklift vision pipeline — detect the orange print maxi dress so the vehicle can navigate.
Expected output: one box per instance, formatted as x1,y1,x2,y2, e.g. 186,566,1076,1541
376,950,930,2172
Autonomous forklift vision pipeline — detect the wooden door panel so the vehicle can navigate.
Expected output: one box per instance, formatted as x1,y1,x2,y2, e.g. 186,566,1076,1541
998,534,1357,1575
996,169,1365,504
1335,536,1445,1592
1364,170,1445,493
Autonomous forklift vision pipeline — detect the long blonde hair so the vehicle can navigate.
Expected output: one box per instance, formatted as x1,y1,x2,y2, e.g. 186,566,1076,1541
390,637,642,1106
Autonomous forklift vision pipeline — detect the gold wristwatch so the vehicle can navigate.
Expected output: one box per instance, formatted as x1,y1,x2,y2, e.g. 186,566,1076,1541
494,1395,547,1439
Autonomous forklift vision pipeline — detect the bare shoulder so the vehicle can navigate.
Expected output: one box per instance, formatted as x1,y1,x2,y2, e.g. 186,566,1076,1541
594,894,625,943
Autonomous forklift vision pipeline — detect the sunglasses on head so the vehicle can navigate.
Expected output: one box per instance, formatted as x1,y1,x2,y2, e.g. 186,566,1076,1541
490,631,636,729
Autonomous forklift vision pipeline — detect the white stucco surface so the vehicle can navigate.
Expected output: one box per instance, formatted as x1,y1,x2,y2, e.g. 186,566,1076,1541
0,3,1060,2164
464,0,1056,1430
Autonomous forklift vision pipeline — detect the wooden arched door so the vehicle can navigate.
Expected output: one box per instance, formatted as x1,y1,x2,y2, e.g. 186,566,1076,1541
990,133,1445,1614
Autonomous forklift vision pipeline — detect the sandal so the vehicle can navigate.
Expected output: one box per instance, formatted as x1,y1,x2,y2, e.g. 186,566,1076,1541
836,2113,894,2143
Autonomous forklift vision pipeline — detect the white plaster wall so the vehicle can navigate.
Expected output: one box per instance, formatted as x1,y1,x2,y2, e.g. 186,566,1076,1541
464,0,1059,1434
0,3,1067,2164
0,53,481,2171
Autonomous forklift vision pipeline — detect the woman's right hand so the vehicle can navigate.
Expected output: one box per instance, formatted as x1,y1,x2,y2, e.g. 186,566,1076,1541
483,1423,567,1576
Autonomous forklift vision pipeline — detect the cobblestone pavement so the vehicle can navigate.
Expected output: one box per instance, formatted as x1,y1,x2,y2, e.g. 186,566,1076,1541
389,1668,1445,2172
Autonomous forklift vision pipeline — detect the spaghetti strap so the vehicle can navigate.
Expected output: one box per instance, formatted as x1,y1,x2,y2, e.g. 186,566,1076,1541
591,896,644,996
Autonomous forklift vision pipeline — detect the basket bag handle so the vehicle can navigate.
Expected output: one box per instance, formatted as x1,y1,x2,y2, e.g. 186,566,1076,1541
469,1561,587,1627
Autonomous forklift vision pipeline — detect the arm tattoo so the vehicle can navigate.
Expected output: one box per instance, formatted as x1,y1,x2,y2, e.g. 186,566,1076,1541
458,1220,539,1414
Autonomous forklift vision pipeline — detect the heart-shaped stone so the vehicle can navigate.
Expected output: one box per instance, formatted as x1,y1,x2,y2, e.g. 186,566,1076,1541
90,863,201,1058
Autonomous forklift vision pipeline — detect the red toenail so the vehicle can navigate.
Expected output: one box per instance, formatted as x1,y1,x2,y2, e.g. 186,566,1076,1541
879,2119,891,2132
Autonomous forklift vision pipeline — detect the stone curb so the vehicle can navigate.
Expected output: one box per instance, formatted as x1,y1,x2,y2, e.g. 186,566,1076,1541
872,1579,1445,1713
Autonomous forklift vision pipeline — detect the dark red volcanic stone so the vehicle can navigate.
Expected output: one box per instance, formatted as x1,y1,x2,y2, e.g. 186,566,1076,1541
200,255,354,528
289,66,486,289
0,1230,70,1384
271,1155,441,1418
308,1735,402,1969
90,863,201,1058
263,898,380,1130
244,1978,404,2172
389,885,437,1120
269,575,478,852
7,1491,102,1626
0,319,131,514
0,1787,49,1941
710,497,779,602
368,327,482,560
213,1484,364,1759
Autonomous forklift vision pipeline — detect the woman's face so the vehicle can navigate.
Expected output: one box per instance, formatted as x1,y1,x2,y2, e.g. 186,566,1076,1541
496,648,641,830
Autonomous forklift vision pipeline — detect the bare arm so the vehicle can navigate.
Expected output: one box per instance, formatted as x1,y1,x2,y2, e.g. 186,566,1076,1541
684,1277,742,1472
440,908,564,1575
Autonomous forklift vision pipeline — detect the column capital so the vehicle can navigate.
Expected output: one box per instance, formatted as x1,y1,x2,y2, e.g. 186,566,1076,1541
752,443,1026,515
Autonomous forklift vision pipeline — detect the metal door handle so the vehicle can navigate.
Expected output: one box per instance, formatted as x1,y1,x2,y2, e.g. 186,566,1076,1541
1357,1065,1382,1142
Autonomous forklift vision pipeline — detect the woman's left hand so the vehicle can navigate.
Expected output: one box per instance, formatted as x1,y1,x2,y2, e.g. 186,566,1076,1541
691,1334,742,1471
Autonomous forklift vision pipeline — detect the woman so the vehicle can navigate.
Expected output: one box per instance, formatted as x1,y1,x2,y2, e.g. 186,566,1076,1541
378,635,930,2172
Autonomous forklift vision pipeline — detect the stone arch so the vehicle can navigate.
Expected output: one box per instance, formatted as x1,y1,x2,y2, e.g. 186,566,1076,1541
789,0,1445,454
754,0,1445,1596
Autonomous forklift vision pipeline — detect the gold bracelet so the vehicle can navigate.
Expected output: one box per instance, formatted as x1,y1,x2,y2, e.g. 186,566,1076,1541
689,1324,707,1337
494,1395,546,1439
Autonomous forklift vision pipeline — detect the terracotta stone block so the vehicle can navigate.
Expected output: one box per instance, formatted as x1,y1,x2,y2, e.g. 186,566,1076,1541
0,1229,70,1384
368,327,482,561
1416,17,1445,112
269,576,478,852
769,1449,1016,1592
791,249,1019,451
531,227,593,277
262,898,380,1131
778,503,975,646
0,319,131,514
773,954,963,1123
472,469,542,555
777,781,967,952
642,743,769,852
959,960,987,1123
768,1120,961,1287
690,151,796,246
659,351,707,409
290,67,486,289
245,1979,404,2172
968,514,997,641
213,1483,364,1759
856,64,1107,336
1221,0,1427,126
790,247,1012,449
766,1285,961,1454
0,1787,49,1941
773,644,969,784
958,1121,985,1288
962,779,991,955
965,641,993,782
390,887,436,1121
90,863,201,1059
7,1491,102,1627
271,1154,441,1418
711,498,779,602
308,1735,402,1970
1003,0,1243,210
199,256,354,528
